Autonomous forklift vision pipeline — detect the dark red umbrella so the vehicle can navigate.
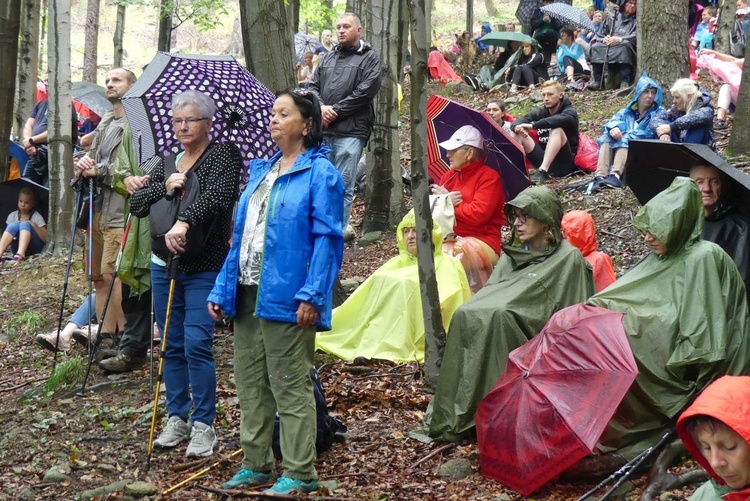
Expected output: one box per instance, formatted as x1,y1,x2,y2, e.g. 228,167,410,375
426,95,529,200
475,304,638,496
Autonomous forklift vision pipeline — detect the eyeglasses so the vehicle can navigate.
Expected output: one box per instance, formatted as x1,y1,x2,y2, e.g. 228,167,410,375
171,118,208,127
512,211,529,224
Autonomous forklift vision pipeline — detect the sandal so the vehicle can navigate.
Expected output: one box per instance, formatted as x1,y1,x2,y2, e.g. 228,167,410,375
12,253,25,264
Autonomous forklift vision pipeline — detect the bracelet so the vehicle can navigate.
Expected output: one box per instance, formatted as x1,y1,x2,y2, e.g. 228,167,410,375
28,138,36,146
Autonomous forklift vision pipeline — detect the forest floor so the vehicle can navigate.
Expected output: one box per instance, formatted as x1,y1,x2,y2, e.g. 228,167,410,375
0,73,747,500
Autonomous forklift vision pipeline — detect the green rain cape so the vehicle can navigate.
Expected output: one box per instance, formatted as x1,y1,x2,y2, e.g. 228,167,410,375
316,211,471,362
424,186,595,442
112,122,151,295
589,177,750,458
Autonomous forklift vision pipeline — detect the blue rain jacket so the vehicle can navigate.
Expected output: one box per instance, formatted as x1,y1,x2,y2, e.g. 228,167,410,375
207,144,344,330
597,73,664,149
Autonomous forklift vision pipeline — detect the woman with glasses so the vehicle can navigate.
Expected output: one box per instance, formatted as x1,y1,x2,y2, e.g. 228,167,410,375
422,186,595,442
431,125,506,294
208,88,344,496
130,90,241,458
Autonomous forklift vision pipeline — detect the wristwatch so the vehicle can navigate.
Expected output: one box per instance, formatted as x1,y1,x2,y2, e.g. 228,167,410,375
177,214,191,227
27,137,36,146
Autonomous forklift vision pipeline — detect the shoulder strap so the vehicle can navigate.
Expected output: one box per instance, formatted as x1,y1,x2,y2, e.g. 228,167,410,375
164,153,177,177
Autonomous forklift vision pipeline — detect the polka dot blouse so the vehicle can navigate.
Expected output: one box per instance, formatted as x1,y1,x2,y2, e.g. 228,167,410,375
129,141,241,273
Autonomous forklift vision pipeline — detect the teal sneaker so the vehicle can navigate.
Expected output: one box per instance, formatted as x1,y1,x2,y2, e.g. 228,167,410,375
263,476,318,495
221,468,275,489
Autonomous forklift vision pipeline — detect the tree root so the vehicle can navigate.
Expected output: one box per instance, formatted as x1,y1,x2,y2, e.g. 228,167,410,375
639,438,708,500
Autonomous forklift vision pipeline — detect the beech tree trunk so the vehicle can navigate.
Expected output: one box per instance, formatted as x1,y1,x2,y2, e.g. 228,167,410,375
288,0,300,34
637,0,689,91
1,0,22,181
239,0,295,92
409,0,444,388
713,0,733,55
82,0,99,82
483,0,498,17
728,41,750,155
363,0,404,233
157,0,172,52
113,2,125,67
48,0,76,253
14,0,39,140
466,0,473,35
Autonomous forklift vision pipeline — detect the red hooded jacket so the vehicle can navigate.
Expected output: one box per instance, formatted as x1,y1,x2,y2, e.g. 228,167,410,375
677,376,750,501
561,210,616,292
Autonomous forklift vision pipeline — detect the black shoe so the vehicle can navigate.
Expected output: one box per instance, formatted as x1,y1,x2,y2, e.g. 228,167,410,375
599,173,623,189
532,169,551,185
463,75,479,91
479,82,489,92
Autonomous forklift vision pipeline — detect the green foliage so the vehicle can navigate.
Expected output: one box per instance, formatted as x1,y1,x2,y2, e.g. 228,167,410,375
139,0,231,33
300,0,337,34
2,310,45,340
45,356,84,394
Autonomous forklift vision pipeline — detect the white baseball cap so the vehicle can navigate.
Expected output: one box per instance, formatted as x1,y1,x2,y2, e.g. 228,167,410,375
438,125,484,151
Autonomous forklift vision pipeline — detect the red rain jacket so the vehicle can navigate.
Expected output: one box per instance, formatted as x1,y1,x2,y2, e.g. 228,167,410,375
677,375,750,501
561,210,616,292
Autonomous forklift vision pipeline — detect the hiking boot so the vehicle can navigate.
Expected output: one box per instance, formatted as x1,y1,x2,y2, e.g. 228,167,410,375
35,330,71,352
100,349,119,360
532,169,551,185
599,173,623,189
186,422,218,458
221,468,275,489
152,416,191,448
71,326,110,348
98,352,147,372
264,476,318,495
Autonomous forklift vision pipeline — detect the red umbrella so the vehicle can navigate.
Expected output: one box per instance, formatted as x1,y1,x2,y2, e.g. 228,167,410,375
475,304,638,496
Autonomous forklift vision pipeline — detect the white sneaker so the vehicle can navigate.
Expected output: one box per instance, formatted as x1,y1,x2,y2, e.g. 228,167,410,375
152,416,191,448
185,422,218,458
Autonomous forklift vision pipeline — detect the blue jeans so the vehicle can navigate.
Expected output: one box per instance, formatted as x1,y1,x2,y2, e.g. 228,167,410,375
324,135,364,229
5,221,45,256
151,262,218,426
70,293,97,327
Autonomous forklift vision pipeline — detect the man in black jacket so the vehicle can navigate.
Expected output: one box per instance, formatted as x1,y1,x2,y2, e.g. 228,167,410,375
510,80,579,184
309,12,382,230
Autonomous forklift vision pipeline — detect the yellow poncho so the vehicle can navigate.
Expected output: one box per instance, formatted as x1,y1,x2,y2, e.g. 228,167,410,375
316,211,471,362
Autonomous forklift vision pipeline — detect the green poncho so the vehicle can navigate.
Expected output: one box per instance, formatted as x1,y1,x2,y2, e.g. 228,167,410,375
589,177,750,458
425,187,596,442
316,211,471,362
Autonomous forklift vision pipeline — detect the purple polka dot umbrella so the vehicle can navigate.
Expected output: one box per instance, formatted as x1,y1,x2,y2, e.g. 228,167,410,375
122,52,278,188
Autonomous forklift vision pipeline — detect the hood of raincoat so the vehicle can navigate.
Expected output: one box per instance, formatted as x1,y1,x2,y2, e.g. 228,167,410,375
677,375,750,488
632,176,704,259
562,210,597,256
396,209,442,261
503,186,563,267
629,72,663,112
482,22,492,34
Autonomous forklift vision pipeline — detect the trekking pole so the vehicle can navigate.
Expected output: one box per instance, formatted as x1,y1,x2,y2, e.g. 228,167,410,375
577,430,674,501
86,178,95,361
149,296,155,393
162,449,244,496
77,214,133,396
51,189,84,373
146,254,180,471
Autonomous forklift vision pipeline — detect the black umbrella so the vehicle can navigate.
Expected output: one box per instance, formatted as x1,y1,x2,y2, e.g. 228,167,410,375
541,3,596,31
0,178,49,232
624,140,750,209
72,82,112,118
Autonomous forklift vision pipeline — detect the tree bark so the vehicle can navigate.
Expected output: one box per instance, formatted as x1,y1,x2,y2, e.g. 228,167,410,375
288,0,300,34
713,0,733,55
466,0,473,35
0,0,22,182
728,41,750,155
157,0,172,52
82,0,99,82
48,0,76,254
483,0,497,18
13,0,39,141
409,0,445,389
239,0,295,92
637,0,689,92
113,2,125,68
363,0,404,233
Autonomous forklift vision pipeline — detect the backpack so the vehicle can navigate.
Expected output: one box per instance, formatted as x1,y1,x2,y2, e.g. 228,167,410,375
149,144,215,259
272,367,347,460
730,17,747,58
